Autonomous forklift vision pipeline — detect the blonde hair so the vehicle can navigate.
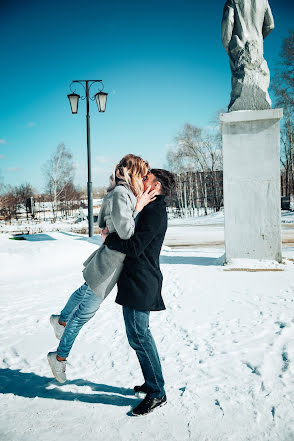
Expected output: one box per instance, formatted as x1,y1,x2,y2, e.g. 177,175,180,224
108,154,150,196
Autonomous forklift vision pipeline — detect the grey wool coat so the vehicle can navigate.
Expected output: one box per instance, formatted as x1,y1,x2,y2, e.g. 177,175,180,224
82,182,138,299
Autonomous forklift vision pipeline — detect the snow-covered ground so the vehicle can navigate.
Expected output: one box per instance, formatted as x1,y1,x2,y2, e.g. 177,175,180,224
1,220,294,440
165,211,294,249
3,210,294,243
168,210,294,225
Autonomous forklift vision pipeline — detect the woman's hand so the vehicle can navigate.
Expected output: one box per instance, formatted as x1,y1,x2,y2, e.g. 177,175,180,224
101,226,109,243
135,186,157,212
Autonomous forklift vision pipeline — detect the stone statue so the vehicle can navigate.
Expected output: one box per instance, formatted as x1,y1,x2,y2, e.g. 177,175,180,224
221,0,275,112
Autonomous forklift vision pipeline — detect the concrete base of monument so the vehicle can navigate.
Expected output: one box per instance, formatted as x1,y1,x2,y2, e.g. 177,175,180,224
223,256,286,271
220,108,283,263
216,253,286,270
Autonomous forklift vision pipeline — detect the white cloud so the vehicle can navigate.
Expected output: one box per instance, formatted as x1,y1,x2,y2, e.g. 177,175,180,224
0,154,6,159
95,155,117,165
0,139,6,144
74,163,111,188
6,166,20,172
92,166,113,182
26,122,36,128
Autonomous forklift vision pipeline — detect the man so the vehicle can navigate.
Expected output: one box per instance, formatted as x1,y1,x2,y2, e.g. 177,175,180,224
102,168,176,416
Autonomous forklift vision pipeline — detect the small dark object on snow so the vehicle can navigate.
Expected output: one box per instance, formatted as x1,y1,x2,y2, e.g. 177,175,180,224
9,235,26,240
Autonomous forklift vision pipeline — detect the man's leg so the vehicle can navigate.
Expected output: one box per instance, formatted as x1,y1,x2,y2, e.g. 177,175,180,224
123,306,165,399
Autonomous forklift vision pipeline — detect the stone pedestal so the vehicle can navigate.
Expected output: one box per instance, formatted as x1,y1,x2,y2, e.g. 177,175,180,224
220,109,283,263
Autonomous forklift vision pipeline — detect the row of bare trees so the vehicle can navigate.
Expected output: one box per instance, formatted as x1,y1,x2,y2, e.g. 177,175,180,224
167,123,223,216
41,143,84,221
272,30,294,197
42,143,75,220
0,143,106,222
0,182,84,222
0,183,35,221
168,30,294,216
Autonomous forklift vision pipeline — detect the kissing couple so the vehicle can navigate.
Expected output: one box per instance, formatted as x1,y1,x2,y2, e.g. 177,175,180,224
48,153,176,416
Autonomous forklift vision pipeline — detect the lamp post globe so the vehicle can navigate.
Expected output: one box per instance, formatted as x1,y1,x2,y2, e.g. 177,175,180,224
95,91,108,113
67,80,107,237
67,92,80,114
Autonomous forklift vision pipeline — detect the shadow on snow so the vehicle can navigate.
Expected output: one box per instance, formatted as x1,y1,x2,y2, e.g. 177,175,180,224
160,255,221,266
0,368,138,407
11,234,56,241
59,231,102,245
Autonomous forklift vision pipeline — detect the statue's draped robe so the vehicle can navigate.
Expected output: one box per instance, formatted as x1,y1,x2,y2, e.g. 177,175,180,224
221,0,274,111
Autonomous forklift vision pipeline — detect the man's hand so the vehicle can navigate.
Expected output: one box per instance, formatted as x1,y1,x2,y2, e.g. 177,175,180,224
101,226,109,243
135,186,157,212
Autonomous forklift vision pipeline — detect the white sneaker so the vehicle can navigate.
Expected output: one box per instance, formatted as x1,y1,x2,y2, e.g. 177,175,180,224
50,314,65,340
47,351,67,383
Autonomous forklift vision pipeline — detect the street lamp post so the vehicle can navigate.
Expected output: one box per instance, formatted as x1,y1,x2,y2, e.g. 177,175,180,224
67,80,108,237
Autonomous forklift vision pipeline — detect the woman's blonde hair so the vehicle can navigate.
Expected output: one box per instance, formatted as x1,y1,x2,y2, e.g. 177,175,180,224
108,154,150,196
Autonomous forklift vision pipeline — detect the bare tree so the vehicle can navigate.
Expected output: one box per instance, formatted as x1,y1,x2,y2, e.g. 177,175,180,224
272,30,294,197
0,186,18,221
16,183,35,219
42,144,74,221
279,111,294,196
272,30,294,108
59,182,83,219
0,183,35,221
0,170,4,195
93,186,107,199
167,124,223,213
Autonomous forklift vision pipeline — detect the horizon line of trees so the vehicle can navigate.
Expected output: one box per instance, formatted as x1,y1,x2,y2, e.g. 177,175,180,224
166,123,224,216
0,143,107,222
272,30,294,197
0,181,107,222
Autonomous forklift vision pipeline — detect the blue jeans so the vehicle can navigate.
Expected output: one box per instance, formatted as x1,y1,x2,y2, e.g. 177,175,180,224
57,283,103,358
123,306,165,398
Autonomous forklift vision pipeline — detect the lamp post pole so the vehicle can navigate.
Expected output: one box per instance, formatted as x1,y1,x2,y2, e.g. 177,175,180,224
85,81,94,237
67,80,108,237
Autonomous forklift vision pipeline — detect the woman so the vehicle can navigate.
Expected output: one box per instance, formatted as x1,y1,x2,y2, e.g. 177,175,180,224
47,154,155,383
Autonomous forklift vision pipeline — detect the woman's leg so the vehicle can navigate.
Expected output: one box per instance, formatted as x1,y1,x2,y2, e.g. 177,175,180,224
59,283,89,323
57,285,103,359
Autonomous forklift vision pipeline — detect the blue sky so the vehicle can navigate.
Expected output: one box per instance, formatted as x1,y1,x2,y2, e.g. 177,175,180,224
0,0,293,191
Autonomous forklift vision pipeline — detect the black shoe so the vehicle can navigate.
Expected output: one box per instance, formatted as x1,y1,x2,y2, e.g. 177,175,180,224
132,394,167,416
134,383,148,394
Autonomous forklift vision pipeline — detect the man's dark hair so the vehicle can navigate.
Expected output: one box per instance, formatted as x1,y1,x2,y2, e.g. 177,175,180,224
150,169,176,196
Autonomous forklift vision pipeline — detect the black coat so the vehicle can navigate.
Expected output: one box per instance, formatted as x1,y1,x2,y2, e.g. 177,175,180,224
104,195,167,311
